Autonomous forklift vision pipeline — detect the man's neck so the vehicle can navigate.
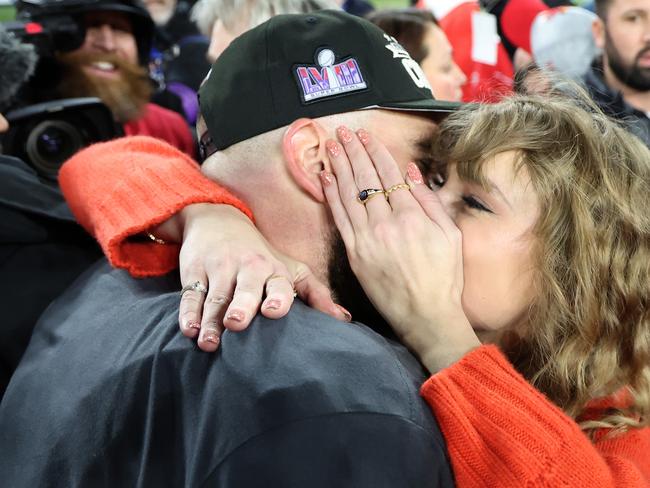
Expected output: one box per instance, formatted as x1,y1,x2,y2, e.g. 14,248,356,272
603,58,650,114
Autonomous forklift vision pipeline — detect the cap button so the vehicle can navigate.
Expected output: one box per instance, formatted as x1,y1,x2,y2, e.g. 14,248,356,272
306,16,317,24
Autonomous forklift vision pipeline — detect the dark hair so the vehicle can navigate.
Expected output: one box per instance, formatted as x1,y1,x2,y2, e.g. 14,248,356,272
366,8,438,64
594,0,611,19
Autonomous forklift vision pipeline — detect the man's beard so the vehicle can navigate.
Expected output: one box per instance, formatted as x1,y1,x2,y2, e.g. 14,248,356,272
326,230,397,340
605,28,650,91
55,51,153,123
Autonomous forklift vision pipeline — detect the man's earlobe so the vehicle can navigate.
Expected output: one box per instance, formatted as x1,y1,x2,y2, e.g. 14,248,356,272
282,118,329,202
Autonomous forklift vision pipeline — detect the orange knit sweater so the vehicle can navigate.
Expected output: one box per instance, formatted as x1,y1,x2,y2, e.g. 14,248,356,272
59,136,650,487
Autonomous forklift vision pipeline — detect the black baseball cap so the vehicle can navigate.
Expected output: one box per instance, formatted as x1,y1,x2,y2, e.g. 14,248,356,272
198,9,461,157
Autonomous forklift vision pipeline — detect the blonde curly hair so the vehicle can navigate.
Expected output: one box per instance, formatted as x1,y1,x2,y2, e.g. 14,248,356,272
433,90,650,433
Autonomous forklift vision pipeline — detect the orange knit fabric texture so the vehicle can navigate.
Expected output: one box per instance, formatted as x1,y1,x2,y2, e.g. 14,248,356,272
422,345,650,487
60,136,650,487
59,136,252,277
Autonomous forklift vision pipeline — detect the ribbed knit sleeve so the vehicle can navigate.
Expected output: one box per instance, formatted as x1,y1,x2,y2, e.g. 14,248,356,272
59,136,253,278
421,344,650,487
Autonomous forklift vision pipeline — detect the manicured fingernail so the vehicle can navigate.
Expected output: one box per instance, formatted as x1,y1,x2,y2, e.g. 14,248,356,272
226,310,245,322
336,304,352,322
407,162,424,184
336,126,353,144
265,299,281,310
320,170,333,186
356,129,370,145
187,320,201,330
204,333,220,345
326,140,340,157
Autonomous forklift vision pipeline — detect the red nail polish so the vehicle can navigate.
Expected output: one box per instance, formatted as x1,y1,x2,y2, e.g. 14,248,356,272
320,171,333,186
187,320,201,330
227,310,245,322
265,299,281,310
407,162,424,185
336,126,353,144
357,129,370,145
326,140,341,157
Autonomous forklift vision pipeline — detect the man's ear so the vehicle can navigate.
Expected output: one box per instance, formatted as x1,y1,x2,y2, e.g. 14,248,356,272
592,18,605,50
282,118,330,203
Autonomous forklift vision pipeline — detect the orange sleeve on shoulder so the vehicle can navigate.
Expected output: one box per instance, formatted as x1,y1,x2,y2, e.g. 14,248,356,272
420,344,650,487
59,136,253,278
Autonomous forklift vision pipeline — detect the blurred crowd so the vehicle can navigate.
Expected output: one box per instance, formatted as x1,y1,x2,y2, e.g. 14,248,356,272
2,0,650,154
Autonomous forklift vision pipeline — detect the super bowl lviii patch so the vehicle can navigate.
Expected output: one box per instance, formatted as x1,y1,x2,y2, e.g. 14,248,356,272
295,48,367,103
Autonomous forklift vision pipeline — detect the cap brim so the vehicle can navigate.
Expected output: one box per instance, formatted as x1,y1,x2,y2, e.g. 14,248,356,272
363,99,463,115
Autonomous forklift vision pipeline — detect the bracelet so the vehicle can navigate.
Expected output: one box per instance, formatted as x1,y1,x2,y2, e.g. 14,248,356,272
146,231,167,245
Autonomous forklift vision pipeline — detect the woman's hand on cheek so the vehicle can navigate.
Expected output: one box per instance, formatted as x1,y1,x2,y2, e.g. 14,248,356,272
176,204,349,352
321,127,480,372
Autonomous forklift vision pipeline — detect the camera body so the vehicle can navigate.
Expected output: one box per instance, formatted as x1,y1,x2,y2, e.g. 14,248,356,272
2,98,123,180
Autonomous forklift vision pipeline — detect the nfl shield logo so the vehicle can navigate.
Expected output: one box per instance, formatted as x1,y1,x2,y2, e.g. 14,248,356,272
295,48,368,103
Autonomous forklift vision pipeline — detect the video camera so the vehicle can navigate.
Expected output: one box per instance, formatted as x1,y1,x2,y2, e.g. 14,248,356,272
3,98,120,180
0,0,127,179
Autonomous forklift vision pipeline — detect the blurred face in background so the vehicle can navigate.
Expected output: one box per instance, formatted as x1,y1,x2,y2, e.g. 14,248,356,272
207,15,251,63
143,0,177,26
419,24,466,102
0,114,8,133
594,0,650,90
55,11,152,123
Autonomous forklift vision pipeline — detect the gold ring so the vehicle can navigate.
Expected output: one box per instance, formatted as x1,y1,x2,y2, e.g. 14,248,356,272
384,183,410,197
180,281,208,296
357,188,385,204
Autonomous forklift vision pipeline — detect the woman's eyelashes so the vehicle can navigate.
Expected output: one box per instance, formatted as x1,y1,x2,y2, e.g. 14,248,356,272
423,171,492,213
461,195,493,213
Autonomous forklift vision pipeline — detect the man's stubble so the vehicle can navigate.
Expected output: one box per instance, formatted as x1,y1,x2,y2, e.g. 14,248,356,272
605,28,650,91
326,222,397,340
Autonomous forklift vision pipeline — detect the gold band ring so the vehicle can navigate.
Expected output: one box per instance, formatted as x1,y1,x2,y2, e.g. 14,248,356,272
357,188,385,204
384,183,411,197
180,281,208,296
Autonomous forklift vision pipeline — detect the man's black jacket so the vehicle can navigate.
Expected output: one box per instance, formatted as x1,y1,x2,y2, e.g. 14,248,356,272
0,260,456,487
583,59,650,147
0,156,101,396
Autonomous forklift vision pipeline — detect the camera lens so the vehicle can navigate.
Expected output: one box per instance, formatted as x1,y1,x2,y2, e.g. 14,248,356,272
26,120,85,178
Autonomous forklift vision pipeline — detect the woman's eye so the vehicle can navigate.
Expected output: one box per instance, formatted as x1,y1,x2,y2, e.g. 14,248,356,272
462,195,491,212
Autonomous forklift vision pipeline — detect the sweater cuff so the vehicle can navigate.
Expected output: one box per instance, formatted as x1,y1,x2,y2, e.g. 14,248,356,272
99,165,253,277
60,136,253,277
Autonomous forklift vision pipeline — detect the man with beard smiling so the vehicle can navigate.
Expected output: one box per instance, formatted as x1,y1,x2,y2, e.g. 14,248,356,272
585,0,650,145
17,0,196,157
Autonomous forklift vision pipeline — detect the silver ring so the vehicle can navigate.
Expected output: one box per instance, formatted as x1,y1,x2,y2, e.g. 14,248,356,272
180,281,208,296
